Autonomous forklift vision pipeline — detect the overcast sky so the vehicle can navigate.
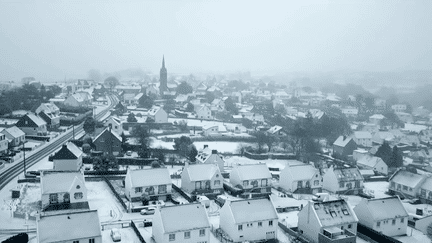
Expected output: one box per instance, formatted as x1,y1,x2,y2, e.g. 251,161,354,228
0,0,431,81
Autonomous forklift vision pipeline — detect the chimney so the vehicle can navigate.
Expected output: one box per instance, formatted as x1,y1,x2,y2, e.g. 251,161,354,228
212,150,218,154
343,135,346,140
204,145,208,149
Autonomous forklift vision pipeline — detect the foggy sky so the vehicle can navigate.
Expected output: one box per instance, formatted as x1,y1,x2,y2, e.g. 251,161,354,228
1,0,431,81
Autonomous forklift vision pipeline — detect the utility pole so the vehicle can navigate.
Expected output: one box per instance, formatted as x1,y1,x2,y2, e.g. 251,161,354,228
72,119,75,140
22,142,26,174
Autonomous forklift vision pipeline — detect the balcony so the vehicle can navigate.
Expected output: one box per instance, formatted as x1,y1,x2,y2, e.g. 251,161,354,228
319,227,356,243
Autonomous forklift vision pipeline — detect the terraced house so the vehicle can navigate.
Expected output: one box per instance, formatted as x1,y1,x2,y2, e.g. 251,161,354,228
323,166,364,195
229,164,272,196
181,163,223,198
124,168,172,202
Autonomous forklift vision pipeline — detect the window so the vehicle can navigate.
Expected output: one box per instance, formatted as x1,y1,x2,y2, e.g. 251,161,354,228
339,182,344,188
169,233,175,241
421,189,427,197
247,223,253,227
261,179,268,187
238,225,243,231
346,183,352,189
377,222,381,227
403,185,408,191
341,226,344,230
314,180,320,186
401,218,404,223
184,231,190,239
392,219,396,225
135,187,142,193
348,224,352,229
305,181,310,188
89,239,95,243
76,185,81,189
214,180,220,186
355,180,360,188
269,220,273,226
146,186,155,195
74,192,83,199
297,181,303,189
243,180,249,187
342,209,350,216
158,185,167,194
251,180,258,187
73,241,79,243
199,229,205,236
205,180,211,189
49,194,58,204
196,181,202,190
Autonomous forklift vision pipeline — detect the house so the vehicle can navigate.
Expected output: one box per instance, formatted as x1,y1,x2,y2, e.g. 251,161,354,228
64,93,91,107
341,107,358,118
388,170,426,198
133,92,144,105
124,168,172,202
51,142,83,171
372,131,396,145
279,164,322,194
0,132,8,155
354,196,408,237
196,148,225,172
195,104,212,120
396,112,414,123
145,83,159,96
391,104,407,113
15,113,47,136
219,198,278,242
230,164,272,194
356,155,388,175
413,215,432,235
77,79,92,89
1,126,25,146
152,203,210,243
104,116,123,135
40,170,89,211
369,114,385,126
360,123,380,134
181,163,223,197
266,125,286,136
93,127,122,155
211,98,226,112
418,176,432,203
36,209,101,243
202,124,219,136
352,131,372,147
35,103,60,128
298,199,358,243
333,136,357,157
148,106,168,123
322,166,364,195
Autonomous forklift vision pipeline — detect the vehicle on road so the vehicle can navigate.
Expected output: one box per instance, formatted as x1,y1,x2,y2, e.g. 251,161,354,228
140,206,157,215
110,228,121,242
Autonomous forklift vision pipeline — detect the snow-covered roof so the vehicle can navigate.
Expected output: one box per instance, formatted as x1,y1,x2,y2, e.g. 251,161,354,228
267,125,282,134
93,127,122,143
370,114,385,119
353,131,372,139
40,171,85,194
333,136,354,148
232,164,272,181
158,203,210,233
283,164,318,182
184,163,220,181
333,167,363,182
51,142,83,160
3,126,25,138
226,198,278,224
390,170,425,188
357,156,384,169
311,199,358,227
126,168,171,188
26,113,47,127
37,210,101,243
356,196,408,221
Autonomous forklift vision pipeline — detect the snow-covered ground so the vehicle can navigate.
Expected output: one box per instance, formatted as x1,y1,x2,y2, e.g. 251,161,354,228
150,138,254,154
168,118,241,128
224,156,304,169
101,226,141,243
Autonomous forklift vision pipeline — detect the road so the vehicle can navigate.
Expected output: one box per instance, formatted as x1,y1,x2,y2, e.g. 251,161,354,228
0,94,118,191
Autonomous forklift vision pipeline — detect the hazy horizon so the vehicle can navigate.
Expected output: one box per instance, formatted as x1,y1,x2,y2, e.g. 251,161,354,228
1,0,432,81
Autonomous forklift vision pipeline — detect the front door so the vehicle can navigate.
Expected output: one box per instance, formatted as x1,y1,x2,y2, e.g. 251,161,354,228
266,231,276,239
63,193,70,203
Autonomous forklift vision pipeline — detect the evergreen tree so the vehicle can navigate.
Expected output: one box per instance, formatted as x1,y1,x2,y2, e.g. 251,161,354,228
375,141,392,166
127,113,137,122
390,146,403,168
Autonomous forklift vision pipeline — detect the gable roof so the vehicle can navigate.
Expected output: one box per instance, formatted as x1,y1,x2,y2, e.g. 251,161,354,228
390,170,426,188
226,198,278,224
3,126,25,138
159,203,210,233
36,103,60,115
23,113,47,127
233,164,272,181
310,199,358,227
283,164,318,181
357,156,385,169
51,142,83,160
358,197,408,221
267,125,283,134
37,210,101,243
148,106,163,116
333,167,363,182
353,131,372,139
126,168,172,187
40,171,85,194
184,163,220,181
333,136,354,147
93,127,122,143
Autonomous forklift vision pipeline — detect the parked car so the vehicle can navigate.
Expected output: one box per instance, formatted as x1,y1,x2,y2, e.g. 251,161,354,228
149,200,165,207
140,207,156,215
126,151,132,156
312,193,329,202
408,198,422,205
197,195,211,208
110,228,121,242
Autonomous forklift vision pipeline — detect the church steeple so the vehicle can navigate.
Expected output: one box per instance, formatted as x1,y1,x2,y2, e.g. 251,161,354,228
159,55,168,95
162,55,165,69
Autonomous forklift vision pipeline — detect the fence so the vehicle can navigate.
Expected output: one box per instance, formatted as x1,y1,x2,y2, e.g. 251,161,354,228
130,220,147,243
190,136,256,143
277,223,309,243
357,223,402,243
171,184,194,203
244,151,296,160
103,176,128,211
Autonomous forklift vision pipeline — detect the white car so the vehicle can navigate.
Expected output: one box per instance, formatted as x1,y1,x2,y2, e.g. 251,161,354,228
110,228,121,242
140,207,157,215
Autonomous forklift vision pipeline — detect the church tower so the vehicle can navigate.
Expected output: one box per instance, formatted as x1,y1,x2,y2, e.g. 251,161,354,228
159,56,168,95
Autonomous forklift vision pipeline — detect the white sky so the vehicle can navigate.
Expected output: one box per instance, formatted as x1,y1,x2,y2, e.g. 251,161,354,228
0,0,431,81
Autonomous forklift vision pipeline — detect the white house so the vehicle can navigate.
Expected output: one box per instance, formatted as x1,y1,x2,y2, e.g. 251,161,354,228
389,170,426,198
202,124,219,136
356,155,388,175
352,131,372,147
219,198,278,242
279,164,322,194
181,163,223,196
1,126,25,147
40,170,88,212
195,104,212,120
104,116,123,135
124,168,172,202
152,203,210,243
391,104,407,113
229,164,272,193
353,196,408,237
51,142,83,171
37,209,101,243
341,107,359,118
0,132,8,155
15,113,47,136
369,114,385,126
195,148,225,172
298,199,358,243
322,166,364,195
148,106,168,123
